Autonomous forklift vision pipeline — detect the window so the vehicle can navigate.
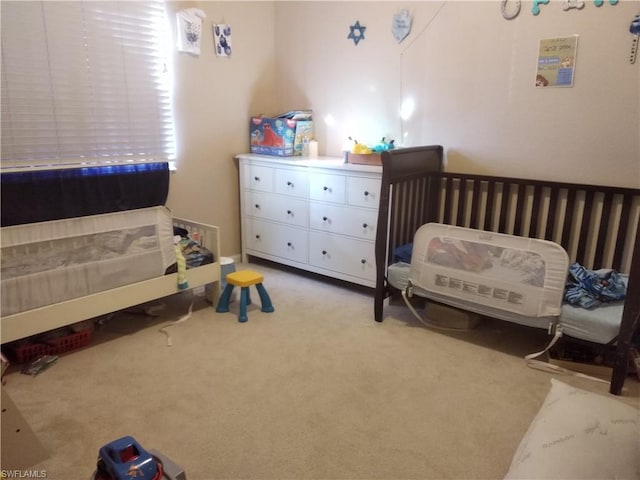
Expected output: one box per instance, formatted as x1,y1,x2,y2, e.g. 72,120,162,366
1,1,175,171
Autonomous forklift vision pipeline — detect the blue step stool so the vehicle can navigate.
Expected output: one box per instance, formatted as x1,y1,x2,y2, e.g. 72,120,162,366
216,270,274,322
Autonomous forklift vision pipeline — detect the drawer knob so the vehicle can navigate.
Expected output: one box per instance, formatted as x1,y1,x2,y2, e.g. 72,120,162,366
364,191,370,196
287,181,293,187
255,204,260,209
362,223,368,229
254,176,260,182
287,242,292,247
322,216,328,221
361,259,366,264
322,250,327,255
287,210,292,215
255,234,261,239
323,186,329,191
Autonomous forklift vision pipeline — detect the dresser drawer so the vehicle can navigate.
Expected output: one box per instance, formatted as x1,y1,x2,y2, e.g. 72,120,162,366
243,164,274,192
243,219,308,263
308,232,376,282
309,202,377,240
309,172,346,204
274,168,308,198
245,191,308,227
347,176,381,208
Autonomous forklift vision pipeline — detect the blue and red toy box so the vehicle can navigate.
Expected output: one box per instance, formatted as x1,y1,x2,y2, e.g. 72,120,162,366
249,111,313,157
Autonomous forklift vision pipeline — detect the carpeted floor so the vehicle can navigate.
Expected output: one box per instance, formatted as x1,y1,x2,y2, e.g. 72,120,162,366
2,261,638,479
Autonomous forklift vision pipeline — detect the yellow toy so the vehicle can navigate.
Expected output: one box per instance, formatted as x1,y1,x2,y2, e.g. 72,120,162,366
348,137,372,154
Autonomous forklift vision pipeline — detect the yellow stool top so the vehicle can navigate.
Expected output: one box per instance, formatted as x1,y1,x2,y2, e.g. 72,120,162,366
226,270,264,287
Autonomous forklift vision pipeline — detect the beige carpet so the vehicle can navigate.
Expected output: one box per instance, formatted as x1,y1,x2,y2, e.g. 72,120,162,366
2,261,638,479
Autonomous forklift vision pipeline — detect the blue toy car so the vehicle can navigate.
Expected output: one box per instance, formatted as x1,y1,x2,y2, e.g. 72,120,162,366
96,436,161,480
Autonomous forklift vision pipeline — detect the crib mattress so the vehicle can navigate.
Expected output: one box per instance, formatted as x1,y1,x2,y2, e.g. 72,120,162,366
1,207,176,316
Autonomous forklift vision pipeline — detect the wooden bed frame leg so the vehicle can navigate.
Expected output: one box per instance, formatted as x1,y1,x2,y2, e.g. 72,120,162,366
374,295,384,322
609,229,640,395
610,309,639,395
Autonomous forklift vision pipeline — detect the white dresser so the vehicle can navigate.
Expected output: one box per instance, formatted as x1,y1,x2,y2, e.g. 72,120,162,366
237,154,382,287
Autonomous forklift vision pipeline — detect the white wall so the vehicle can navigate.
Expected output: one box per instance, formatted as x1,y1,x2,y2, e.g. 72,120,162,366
274,1,640,186
166,1,639,256
166,1,277,256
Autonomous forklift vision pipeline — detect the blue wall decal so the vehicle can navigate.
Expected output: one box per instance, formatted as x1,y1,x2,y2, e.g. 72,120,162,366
348,21,366,46
532,0,550,15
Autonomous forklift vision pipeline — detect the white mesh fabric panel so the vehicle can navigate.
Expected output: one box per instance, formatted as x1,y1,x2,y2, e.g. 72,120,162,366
409,223,569,318
0,207,176,316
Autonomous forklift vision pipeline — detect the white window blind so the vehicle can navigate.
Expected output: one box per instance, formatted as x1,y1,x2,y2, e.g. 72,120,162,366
1,1,175,171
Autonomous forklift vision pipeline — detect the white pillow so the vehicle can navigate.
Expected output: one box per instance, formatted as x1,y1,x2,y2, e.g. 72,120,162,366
505,379,640,479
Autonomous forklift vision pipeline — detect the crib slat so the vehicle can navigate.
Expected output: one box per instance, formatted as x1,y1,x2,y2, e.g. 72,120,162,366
513,182,526,237
593,192,614,269
545,186,560,242
446,176,456,225
498,182,509,233
469,179,482,229
426,174,442,226
562,188,577,255
456,177,468,226
612,193,633,271
576,190,595,267
399,181,412,242
484,181,496,231
528,185,543,238
416,179,428,232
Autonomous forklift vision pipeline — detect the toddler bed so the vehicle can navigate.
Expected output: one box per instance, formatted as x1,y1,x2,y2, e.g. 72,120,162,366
1,164,221,345
1,209,221,345
374,145,640,395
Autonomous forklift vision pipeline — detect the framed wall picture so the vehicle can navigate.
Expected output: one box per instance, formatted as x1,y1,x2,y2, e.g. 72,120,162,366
177,8,206,56
536,35,579,87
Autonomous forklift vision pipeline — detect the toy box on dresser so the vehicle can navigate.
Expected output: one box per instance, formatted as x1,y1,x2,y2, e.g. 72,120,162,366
249,111,313,157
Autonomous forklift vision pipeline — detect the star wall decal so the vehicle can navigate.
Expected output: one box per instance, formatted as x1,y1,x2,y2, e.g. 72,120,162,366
348,21,366,46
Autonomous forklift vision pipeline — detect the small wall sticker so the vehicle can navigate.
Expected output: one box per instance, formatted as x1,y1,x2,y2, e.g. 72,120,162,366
532,0,550,16
630,15,640,64
348,21,366,46
392,10,412,43
501,0,522,20
562,0,585,11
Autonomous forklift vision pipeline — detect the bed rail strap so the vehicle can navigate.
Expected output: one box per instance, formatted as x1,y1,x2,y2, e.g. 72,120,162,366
525,326,609,385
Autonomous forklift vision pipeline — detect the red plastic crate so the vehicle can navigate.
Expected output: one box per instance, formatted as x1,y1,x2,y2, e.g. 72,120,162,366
13,329,93,364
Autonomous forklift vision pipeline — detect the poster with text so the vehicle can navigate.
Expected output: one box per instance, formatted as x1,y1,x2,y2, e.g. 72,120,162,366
535,36,578,88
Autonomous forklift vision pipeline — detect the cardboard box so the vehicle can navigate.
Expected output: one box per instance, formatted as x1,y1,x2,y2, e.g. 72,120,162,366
347,152,382,166
425,302,481,330
249,112,313,157
547,340,621,381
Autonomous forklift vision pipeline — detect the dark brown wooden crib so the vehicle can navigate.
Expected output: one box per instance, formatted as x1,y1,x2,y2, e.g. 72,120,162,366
374,145,640,396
